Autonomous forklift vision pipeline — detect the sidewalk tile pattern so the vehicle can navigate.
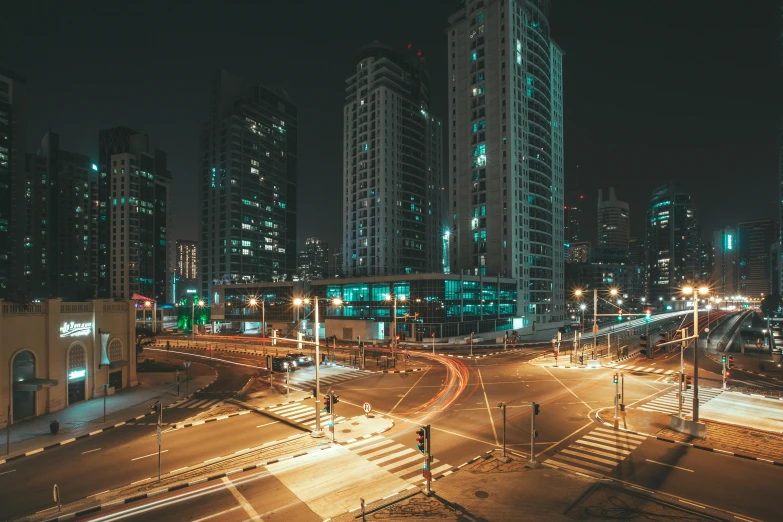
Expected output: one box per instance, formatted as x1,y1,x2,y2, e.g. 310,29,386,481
544,427,647,476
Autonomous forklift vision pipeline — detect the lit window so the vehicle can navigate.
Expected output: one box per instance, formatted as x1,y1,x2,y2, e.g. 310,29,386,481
472,51,477,61
476,13,484,23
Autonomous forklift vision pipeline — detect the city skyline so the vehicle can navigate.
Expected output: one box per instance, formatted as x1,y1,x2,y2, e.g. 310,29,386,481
1,1,779,251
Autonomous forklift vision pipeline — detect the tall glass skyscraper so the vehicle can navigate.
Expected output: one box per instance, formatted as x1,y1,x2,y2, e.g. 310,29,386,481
342,42,444,277
448,0,565,324
200,70,298,301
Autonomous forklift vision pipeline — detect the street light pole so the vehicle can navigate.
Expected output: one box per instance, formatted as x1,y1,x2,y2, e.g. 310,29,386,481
191,299,195,342
314,298,321,435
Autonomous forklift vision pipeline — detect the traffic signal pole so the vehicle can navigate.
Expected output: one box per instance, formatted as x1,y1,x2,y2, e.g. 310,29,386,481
527,402,540,468
692,300,700,422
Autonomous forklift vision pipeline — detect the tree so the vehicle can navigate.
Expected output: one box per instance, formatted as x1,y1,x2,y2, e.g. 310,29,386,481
136,326,157,353
761,293,781,318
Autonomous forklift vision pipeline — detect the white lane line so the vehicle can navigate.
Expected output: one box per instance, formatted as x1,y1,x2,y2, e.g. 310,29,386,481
222,476,262,521
476,366,499,446
0,469,16,476
170,466,189,473
131,450,168,461
255,421,280,428
646,459,694,472
191,505,243,522
89,489,111,497
82,448,102,454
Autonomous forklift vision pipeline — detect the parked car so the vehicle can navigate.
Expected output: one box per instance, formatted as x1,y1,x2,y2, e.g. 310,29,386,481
287,352,313,367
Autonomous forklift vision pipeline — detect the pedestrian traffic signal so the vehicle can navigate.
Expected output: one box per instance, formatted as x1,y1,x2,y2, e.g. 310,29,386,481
721,355,727,364
415,427,426,454
685,375,692,390
533,402,540,416
728,356,734,369
323,395,331,414
617,310,624,321
645,309,652,318
613,373,618,384
332,393,339,406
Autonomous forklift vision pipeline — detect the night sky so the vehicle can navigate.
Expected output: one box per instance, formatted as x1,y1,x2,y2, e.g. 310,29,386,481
1,1,780,250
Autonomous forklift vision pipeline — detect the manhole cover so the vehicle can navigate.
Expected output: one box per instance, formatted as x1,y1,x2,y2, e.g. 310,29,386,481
351,422,361,426
475,491,489,499
341,429,352,433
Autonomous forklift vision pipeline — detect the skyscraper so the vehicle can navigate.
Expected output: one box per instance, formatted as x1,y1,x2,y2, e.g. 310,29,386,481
646,183,701,301
597,187,629,255
564,204,582,243
737,220,775,298
0,68,26,298
342,42,443,277
200,70,297,300
174,239,198,300
712,227,738,298
297,237,329,281
94,127,171,301
448,0,565,323
22,132,93,300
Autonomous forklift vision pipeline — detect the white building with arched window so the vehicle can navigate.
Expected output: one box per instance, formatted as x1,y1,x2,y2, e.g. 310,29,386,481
0,299,136,426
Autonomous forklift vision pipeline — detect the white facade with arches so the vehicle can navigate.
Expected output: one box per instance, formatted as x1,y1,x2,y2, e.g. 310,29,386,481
0,299,136,426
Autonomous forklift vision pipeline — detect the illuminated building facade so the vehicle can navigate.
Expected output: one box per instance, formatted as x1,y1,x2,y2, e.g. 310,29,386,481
174,239,198,300
342,42,444,277
448,0,565,323
712,227,738,298
200,70,298,301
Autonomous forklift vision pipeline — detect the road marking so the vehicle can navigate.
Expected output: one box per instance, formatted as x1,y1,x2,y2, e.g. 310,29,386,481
89,489,110,497
390,367,430,413
222,476,262,521
131,477,151,485
678,499,704,508
82,448,102,454
254,420,278,429
131,450,168,461
0,469,16,476
170,466,189,473
191,505,243,522
645,459,693,472
476,366,499,445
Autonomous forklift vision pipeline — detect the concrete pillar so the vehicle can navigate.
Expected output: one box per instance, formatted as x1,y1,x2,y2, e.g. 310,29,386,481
127,300,138,387
46,299,62,414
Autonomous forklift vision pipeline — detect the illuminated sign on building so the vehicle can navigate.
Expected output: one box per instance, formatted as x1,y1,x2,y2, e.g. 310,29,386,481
68,369,86,380
60,322,92,337
726,234,733,251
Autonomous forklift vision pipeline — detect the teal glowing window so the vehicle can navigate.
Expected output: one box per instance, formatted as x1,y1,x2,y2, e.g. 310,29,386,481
480,205,486,216
526,76,534,86
361,143,368,151
477,85,485,95
527,88,534,97
472,51,477,61
476,13,484,23
473,144,486,156
477,72,484,81
474,232,479,242
480,230,487,240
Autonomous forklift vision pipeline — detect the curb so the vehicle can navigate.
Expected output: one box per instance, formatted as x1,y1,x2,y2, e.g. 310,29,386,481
38,440,325,522
593,410,783,468
445,348,526,359
170,410,251,430
0,372,218,467
336,417,395,445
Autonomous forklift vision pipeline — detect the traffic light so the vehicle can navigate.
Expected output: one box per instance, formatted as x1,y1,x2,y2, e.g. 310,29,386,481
721,355,727,364
645,309,652,318
728,356,734,369
332,393,339,407
685,375,692,390
533,402,540,416
617,310,624,321
613,373,618,384
323,395,331,414
415,427,426,454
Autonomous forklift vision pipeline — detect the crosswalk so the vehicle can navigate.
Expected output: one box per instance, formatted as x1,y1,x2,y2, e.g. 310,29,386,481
265,401,348,429
343,435,454,484
636,387,722,416
544,427,646,477
282,367,367,392
607,363,676,375
168,398,223,409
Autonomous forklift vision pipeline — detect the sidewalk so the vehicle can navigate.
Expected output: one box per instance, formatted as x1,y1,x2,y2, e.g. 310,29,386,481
596,403,783,465
2,362,215,459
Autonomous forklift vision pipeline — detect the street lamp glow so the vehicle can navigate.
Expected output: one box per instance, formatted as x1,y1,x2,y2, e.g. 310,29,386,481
197,299,205,307
574,289,583,297
698,286,709,296
682,286,694,296
609,288,618,296
332,298,343,305
293,298,303,306
248,297,258,307
579,304,586,310
617,299,623,305
144,300,152,307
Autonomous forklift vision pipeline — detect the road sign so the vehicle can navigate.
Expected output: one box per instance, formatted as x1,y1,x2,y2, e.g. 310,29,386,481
363,402,372,413
422,469,432,480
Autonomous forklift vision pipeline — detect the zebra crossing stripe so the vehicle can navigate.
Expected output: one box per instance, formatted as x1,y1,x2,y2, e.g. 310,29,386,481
387,454,427,472
373,448,416,465
345,436,381,449
560,449,617,466
361,443,402,460
350,439,390,452
665,370,674,374
550,454,612,473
